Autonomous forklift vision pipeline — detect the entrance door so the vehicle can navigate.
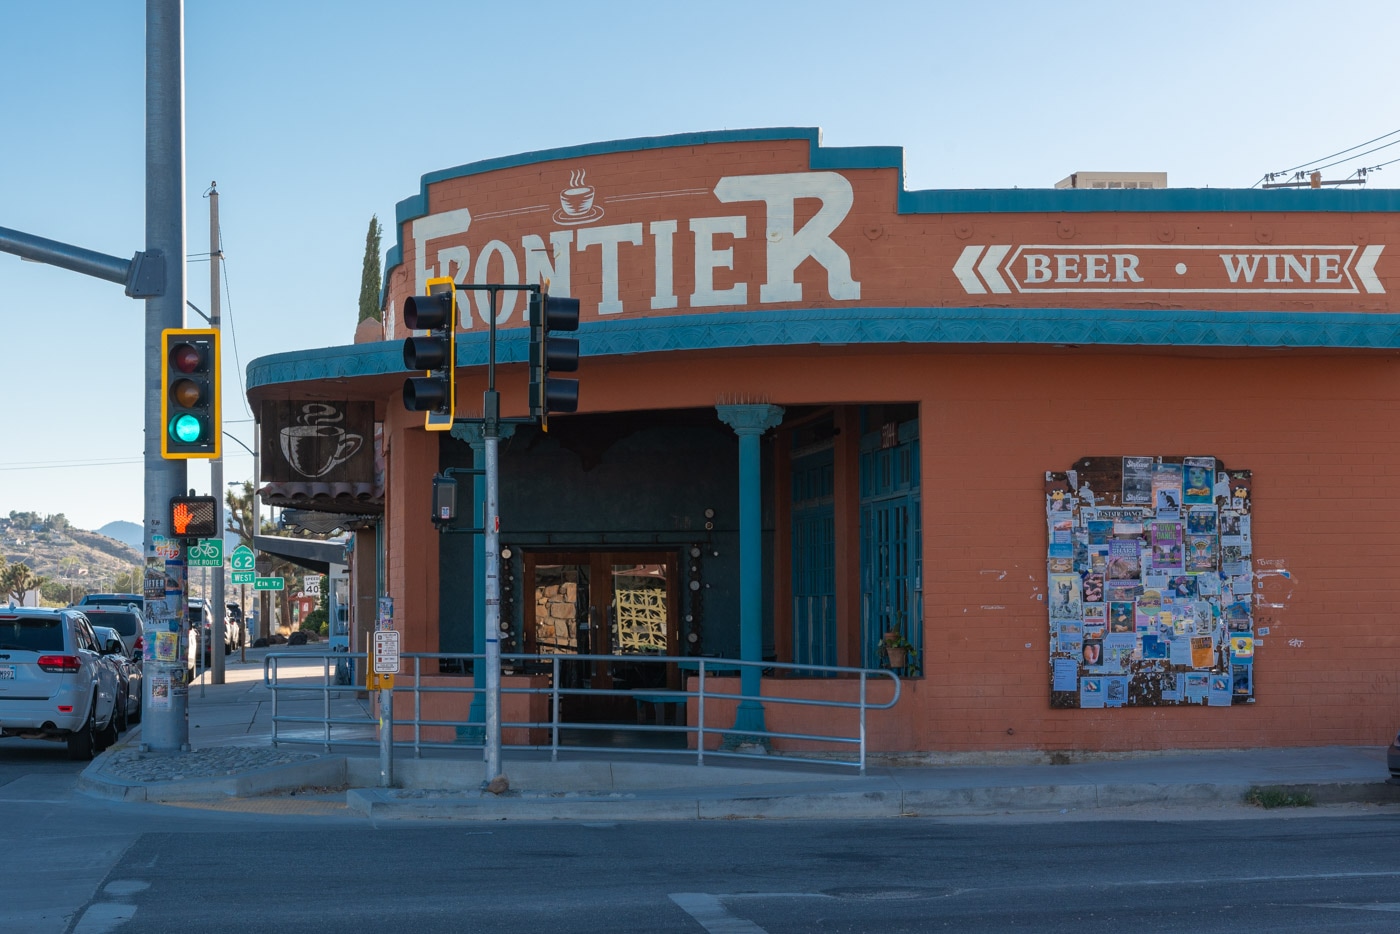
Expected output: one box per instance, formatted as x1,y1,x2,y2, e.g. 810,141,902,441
525,551,679,722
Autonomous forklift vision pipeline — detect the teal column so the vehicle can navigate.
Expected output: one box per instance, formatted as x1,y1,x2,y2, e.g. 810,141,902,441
716,403,784,740
449,422,514,742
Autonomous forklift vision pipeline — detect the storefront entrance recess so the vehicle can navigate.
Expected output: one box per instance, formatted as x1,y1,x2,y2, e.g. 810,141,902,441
525,551,679,723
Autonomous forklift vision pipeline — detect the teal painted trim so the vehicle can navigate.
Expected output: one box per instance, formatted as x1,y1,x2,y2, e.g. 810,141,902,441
247,306,1400,390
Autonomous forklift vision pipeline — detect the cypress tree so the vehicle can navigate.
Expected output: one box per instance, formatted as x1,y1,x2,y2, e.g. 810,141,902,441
357,215,383,322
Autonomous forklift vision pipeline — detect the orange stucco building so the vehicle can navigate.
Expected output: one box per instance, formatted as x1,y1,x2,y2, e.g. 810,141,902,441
248,128,1400,756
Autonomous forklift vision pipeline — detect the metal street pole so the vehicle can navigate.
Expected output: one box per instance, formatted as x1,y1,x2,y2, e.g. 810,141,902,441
209,181,226,683
483,292,503,782
141,0,190,751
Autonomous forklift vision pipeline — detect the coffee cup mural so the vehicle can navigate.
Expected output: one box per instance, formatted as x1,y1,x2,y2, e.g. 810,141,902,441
553,168,604,225
280,403,363,478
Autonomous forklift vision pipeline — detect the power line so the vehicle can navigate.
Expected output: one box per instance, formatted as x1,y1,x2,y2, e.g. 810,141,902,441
1253,128,1400,187
1307,137,1400,175
1276,128,1400,175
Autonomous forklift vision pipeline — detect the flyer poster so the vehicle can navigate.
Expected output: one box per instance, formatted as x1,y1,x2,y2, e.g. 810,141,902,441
1185,535,1217,572
1186,506,1218,536
1221,545,1247,576
1081,638,1103,667
1151,540,1184,571
1232,665,1253,696
152,675,171,710
1103,633,1136,672
1228,472,1252,513
1104,676,1129,707
1169,637,1193,666
1049,573,1083,619
1109,602,1135,633
1122,456,1153,505
1190,635,1216,669
1053,657,1079,692
1208,673,1233,706
1230,635,1255,663
1082,572,1105,604
1080,677,1106,708
1184,672,1210,702
1183,459,1216,504
1083,603,1107,627
1107,540,1141,581
1151,463,1183,511
155,631,180,663
1087,520,1113,545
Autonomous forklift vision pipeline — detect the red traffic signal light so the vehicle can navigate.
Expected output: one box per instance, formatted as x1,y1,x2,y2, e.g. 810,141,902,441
161,328,220,459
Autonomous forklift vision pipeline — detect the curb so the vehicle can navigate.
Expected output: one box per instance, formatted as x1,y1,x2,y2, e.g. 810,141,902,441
343,779,1400,822
78,755,347,803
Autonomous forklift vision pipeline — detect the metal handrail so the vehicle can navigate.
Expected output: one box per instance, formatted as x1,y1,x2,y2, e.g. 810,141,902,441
265,651,901,773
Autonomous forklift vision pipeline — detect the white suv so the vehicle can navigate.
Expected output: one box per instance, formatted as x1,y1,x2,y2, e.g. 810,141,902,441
0,607,120,759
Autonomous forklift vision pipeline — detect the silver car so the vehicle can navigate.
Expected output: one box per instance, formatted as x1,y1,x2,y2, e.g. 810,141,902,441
77,604,144,659
0,607,119,759
92,623,142,733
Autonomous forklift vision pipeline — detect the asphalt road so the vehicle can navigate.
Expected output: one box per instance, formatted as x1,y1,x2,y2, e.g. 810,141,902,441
3,759,1400,934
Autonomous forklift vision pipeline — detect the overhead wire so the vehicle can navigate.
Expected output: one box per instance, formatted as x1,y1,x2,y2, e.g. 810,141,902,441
1253,128,1400,186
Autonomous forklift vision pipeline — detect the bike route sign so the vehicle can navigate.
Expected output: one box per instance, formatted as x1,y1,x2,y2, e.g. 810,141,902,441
188,539,224,567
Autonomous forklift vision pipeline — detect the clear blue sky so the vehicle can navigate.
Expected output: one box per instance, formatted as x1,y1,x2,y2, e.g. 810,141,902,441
2,0,1398,532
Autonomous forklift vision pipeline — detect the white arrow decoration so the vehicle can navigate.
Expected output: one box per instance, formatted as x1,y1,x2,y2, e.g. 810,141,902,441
1356,244,1385,294
977,244,1012,293
953,245,986,294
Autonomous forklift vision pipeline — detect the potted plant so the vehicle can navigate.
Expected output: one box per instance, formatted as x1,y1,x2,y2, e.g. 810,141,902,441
880,630,920,673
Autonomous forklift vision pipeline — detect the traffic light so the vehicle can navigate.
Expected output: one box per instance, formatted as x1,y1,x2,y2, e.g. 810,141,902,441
170,494,218,539
401,276,457,431
160,328,220,459
529,289,580,427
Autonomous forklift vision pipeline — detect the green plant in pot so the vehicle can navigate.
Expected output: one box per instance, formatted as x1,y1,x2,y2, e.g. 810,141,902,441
880,630,920,674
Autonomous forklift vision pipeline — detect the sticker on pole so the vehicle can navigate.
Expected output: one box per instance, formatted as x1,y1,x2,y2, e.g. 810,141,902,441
373,630,401,674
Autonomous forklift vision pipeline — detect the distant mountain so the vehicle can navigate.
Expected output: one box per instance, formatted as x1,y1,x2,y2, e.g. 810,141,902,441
97,520,143,552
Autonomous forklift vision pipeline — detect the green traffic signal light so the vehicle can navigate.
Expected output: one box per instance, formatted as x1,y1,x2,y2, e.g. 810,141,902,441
170,413,205,444
160,328,221,459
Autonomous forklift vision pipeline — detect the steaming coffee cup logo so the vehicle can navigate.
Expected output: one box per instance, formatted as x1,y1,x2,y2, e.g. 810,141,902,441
280,404,363,478
553,168,604,226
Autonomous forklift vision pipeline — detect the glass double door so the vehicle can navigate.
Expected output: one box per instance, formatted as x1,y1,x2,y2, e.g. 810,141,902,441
525,550,679,722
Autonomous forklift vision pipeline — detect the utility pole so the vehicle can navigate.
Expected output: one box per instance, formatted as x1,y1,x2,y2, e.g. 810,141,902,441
140,0,191,752
209,181,226,683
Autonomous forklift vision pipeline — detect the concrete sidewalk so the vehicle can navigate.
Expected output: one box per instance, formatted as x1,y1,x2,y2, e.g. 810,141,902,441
77,645,1400,820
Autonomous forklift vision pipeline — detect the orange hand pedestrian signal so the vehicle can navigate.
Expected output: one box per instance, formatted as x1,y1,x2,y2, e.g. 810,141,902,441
170,495,218,539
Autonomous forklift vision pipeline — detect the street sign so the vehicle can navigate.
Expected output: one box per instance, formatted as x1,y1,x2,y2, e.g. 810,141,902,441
231,571,254,584
187,538,223,567
230,544,255,572
373,630,400,674
253,576,285,591
304,577,321,596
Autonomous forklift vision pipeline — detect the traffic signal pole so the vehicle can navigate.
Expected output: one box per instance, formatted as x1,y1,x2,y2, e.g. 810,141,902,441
142,0,191,751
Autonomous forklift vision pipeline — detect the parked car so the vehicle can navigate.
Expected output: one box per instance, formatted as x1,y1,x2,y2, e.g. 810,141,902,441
1388,730,1400,785
0,607,120,759
225,603,245,650
92,623,141,732
77,592,144,609
73,604,144,659
188,599,230,663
